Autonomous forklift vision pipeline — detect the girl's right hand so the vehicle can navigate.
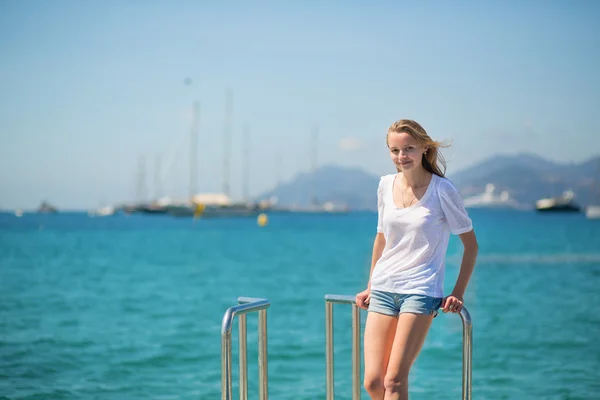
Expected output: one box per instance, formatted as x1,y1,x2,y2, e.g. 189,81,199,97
356,288,371,310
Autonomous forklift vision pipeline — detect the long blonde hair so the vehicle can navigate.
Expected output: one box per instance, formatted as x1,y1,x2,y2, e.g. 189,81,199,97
386,119,449,177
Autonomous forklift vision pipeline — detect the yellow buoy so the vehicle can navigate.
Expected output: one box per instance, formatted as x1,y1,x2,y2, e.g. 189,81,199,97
257,213,268,227
194,203,205,219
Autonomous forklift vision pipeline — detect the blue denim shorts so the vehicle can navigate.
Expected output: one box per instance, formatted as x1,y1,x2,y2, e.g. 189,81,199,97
368,290,443,317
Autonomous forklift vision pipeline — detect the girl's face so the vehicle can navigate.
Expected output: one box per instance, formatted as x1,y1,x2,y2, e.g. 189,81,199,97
387,131,428,173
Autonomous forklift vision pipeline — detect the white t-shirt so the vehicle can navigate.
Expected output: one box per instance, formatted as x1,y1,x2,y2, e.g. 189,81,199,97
370,173,473,298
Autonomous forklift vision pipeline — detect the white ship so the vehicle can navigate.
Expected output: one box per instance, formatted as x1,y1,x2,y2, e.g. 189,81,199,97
586,205,600,219
88,205,115,217
586,162,600,219
535,190,581,212
463,184,519,209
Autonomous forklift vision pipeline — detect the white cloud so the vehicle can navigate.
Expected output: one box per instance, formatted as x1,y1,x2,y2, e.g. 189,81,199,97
339,137,362,152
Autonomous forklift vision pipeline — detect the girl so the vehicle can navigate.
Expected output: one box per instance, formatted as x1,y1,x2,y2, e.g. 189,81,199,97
356,119,478,400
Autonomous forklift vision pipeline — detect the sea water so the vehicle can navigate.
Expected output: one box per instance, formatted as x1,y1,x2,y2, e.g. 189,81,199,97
1,210,599,399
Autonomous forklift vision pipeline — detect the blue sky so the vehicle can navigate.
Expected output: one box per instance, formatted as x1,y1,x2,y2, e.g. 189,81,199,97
1,1,599,209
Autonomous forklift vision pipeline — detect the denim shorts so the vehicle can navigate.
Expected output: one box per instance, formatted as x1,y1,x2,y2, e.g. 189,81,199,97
368,290,443,317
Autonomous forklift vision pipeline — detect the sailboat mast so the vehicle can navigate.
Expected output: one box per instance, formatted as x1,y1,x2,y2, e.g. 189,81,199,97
310,126,318,207
242,125,249,201
154,153,162,200
223,90,233,198
275,144,282,186
136,155,147,204
189,101,200,200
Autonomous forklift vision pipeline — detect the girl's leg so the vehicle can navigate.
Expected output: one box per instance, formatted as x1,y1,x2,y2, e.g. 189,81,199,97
383,313,434,400
363,312,398,399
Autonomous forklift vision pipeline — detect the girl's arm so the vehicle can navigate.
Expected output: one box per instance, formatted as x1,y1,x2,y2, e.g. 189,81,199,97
356,233,386,309
443,229,478,313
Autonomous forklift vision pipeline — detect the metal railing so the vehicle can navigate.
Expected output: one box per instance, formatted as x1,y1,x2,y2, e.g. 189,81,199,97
325,295,362,400
221,297,270,400
325,294,473,400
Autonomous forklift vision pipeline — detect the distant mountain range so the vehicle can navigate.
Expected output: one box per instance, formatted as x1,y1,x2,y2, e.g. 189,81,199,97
258,154,600,210
259,165,378,210
450,154,600,207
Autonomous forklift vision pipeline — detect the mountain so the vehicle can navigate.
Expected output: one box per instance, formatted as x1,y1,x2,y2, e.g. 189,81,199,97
258,154,600,210
258,165,379,210
449,153,600,207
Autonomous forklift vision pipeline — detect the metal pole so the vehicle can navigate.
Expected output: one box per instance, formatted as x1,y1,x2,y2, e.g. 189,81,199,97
221,311,233,400
326,301,334,400
222,299,270,400
258,309,269,400
325,295,473,400
460,308,473,400
351,304,361,400
239,314,247,400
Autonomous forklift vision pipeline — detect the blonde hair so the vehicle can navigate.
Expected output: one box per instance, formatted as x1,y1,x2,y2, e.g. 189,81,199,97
386,119,449,177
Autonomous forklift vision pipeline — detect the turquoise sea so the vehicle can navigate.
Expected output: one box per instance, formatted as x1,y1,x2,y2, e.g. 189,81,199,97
1,210,599,400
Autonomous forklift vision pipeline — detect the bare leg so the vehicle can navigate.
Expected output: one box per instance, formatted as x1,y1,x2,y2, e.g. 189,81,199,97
363,312,398,399
383,313,434,400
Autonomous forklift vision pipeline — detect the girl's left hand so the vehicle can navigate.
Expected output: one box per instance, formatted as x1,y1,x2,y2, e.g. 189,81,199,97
441,294,464,313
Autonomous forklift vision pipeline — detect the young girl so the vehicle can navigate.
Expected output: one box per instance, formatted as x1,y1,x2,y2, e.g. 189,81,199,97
355,119,478,400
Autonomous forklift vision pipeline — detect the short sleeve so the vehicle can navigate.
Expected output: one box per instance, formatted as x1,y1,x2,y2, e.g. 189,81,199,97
376,177,385,233
438,179,473,235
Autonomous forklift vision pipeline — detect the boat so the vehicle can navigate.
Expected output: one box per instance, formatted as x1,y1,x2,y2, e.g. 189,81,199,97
585,205,600,219
463,183,519,209
37,201,58,214
88,205,115,217
166,193,263,218
170,203,261,218
139,204,168,214
535,190,581,212
585,161,600,219
137,197,174,215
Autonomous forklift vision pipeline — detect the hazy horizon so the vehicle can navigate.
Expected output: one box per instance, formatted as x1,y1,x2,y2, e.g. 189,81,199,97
3,151,599,211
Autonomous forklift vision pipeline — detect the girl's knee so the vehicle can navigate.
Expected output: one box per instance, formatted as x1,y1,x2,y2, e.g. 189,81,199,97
383,372,409,393
364,375,384,395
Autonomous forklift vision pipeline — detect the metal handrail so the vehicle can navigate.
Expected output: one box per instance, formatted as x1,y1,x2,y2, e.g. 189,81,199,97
325,294,473,400
221,297,270,400
325,295,362,400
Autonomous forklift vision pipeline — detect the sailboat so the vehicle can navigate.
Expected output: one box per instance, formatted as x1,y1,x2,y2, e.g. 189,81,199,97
167,194,263,218
165,93,264,219
585,161,600,219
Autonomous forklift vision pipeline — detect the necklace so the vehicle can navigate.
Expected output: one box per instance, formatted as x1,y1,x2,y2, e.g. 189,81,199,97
400,176,429,208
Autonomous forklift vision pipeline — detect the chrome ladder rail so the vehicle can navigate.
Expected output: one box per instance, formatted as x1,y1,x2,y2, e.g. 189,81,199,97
221,297,270,400
221,295,472,400
325,294,473,400
325,295,362,400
